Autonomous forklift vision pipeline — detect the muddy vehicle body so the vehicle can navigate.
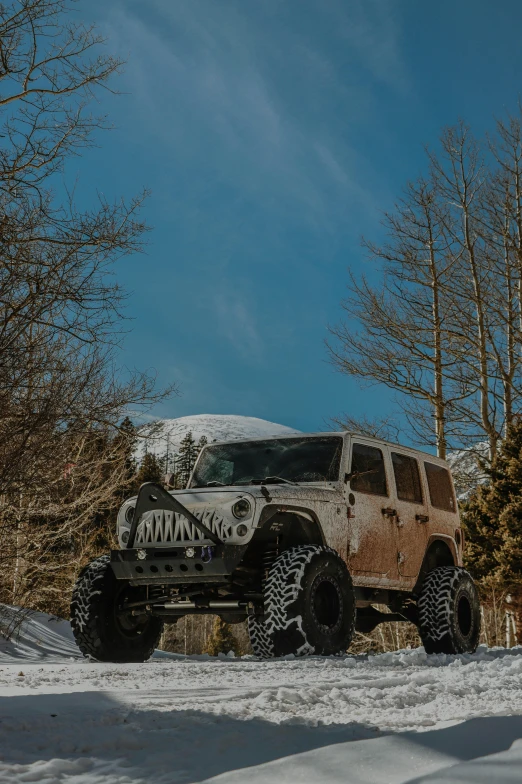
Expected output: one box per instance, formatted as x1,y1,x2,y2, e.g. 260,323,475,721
71,432,480,661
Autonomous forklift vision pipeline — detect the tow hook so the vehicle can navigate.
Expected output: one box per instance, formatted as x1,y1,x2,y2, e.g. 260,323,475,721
201,546,214,563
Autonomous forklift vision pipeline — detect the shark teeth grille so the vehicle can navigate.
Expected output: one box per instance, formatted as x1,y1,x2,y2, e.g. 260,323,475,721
134,509,232,546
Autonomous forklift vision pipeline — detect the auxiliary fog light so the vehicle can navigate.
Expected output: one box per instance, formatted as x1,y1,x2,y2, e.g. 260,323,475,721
236,524,248,537
121,530,130,544
232,498,251,519
185,547,196,558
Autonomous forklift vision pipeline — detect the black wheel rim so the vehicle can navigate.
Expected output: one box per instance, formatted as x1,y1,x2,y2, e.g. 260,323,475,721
115,586,149,638
311,576,342,634
457,593,472,637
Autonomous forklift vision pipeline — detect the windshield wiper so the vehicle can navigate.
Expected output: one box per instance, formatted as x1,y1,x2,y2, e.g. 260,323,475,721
250,476,298,486
206,481,227,487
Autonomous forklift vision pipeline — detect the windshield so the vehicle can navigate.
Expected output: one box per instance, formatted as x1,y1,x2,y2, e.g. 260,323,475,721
190,436,344,487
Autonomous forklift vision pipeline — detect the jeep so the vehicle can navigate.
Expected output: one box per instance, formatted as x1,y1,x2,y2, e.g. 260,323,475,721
70,432,480,661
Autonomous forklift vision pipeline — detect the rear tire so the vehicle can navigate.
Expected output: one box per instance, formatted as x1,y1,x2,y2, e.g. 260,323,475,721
70,555,163,662
248,545,355,658
417,566,480,654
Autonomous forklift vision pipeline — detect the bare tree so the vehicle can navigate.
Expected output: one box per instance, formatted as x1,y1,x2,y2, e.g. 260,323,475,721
0,0,122,194
428,123,501,459
330,114,522,460
329,412,402,442
328,175,464,458
484,113,522,428
0,1,175,617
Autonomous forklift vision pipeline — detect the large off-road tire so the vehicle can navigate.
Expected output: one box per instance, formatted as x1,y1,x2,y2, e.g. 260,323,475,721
70,555,163,662
417,566,480,655
248,545,355,658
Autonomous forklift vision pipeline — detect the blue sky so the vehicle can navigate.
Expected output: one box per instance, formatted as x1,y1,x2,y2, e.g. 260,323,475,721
72,0,522,437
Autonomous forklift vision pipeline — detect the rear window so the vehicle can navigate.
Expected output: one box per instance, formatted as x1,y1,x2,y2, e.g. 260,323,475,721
391,452,423,504
424,462,456,512
350,443,388,496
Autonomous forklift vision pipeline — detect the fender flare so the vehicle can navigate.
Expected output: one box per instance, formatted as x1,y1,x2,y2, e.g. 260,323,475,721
256,504,326,545
426,533,459,564
413,534,459,594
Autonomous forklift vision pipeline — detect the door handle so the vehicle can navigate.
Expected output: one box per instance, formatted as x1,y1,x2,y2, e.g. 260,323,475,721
415,514,429,523
381,507,397,518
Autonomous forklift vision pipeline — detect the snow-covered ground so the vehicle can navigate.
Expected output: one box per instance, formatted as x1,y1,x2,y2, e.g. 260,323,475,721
1,612,522,783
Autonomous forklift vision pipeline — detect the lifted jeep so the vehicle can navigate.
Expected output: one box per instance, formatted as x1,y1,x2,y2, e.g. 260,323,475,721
70,432,480,661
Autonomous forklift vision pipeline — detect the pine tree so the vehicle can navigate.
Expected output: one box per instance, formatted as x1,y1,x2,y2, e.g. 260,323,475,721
462,418,522,631
156,451,169,477
130,452,163,494
175,431,199,488
204,617,237,656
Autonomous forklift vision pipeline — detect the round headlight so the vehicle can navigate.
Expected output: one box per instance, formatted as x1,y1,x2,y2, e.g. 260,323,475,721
232,498,251,519
125,505,135,525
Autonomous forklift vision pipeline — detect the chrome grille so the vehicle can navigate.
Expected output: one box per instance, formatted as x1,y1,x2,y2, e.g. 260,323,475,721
134,508,232,546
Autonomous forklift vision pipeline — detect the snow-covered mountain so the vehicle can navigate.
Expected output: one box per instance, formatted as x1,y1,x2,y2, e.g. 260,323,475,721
136,415,489,498
447,443,490,499
138,414,300,459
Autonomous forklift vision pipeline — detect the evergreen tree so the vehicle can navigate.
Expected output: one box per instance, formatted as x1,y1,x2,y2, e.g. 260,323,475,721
175,431,199,488
157,451,169,477
462,418,522,633
204,616,237,656
130,452,163,494
158,432,175,477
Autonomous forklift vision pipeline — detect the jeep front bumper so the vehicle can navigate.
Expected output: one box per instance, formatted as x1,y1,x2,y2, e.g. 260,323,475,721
111,544,248,585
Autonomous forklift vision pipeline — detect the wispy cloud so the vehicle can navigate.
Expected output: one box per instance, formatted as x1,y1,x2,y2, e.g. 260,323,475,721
103,0,407,228
211,288,263,360
98,0,408,363
331,0,408,92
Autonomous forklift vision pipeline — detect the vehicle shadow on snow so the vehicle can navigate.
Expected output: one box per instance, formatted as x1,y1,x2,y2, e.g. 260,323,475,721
1,691,522,783
214,715,522,784
0,690,382,781
401,715,522,783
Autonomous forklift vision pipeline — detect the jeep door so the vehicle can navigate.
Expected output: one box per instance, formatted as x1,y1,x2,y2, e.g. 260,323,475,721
389,450,429,579
346,439,399,583
422,460,460,563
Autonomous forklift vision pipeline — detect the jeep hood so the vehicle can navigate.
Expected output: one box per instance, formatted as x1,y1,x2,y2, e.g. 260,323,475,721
172,483,341,507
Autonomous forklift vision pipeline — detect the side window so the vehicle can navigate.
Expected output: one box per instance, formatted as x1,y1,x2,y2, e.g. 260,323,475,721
424,462,456,512
350,443,388,496
391,452,423,504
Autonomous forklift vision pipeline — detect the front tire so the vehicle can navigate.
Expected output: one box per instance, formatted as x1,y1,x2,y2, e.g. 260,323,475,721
70,555,163,662
248,545,356,658
417,566,480,654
